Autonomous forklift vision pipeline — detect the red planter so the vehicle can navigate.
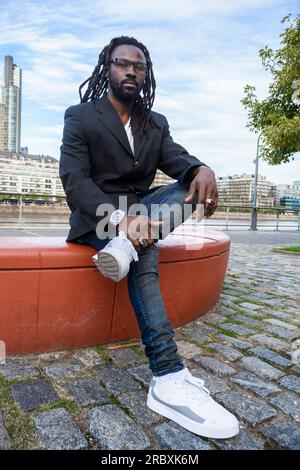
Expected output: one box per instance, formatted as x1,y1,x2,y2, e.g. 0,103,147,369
0,228,230,354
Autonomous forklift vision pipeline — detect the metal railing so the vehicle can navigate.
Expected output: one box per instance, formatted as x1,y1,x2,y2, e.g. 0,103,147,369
203,205,300,231
0,192,300,231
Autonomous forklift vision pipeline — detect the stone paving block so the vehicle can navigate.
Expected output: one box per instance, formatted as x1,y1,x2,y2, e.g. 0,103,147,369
117,390,163,426
212,429,263,450
230,372,281,398
217,392,277,425
93,364,141,396
239,357,284,380
284,305,300,315
269,393,300,422
71,348,106,367
278,375,300,394
42,359,86,381
208,303,232,314
154,421,212,450
0,358,39,380
218,335,253,351
234,315,262,328
238,302,263,311
89,404,150,450
193,322,219,335
203,313,226,325
33,351,67,363
182,328,210,344
193,356,235,376
265,326,299,341
219,300,239,310
291,365,300,374
176,340,203,360
62,377,109,407
34,408,87,450
221,323,255,337
251,334,288,352
268,311,295,320
225,286,249,295
0,411,11,450
191,368,231,396
10,379,59,411
127,365,153,387
248,347,293,368
237,309,265,319
263,299,286,308
209,343,243,361
263,422,300,450
105,348,145,367
240,293,270,302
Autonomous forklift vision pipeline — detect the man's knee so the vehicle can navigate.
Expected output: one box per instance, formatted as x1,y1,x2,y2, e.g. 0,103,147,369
130,244,159,277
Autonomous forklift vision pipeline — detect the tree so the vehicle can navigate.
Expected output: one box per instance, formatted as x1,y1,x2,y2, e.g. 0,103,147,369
241,14,300,164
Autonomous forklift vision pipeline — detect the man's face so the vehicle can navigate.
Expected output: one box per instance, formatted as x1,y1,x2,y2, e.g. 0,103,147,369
108,44,147,103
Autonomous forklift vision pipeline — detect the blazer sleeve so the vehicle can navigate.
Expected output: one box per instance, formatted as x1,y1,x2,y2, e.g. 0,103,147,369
158,117,208,186
59,106,117,222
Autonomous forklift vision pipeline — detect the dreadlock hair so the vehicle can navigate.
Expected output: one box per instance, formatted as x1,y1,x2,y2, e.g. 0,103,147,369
79,36,156,136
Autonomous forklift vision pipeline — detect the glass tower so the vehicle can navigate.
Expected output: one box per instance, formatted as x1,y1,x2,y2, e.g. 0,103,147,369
0,55,22,153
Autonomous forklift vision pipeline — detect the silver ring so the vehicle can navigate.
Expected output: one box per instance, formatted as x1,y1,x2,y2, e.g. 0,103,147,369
138,236,147,247
205,198,213,204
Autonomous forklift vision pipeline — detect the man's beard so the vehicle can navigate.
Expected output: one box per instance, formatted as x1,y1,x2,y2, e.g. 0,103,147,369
109,77,142,103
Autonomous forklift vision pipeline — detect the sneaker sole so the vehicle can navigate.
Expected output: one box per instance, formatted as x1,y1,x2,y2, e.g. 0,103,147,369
97,249,129,282
147,393,239,439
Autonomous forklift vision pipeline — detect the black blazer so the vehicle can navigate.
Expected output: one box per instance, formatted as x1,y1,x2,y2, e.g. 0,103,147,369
59,94,206,241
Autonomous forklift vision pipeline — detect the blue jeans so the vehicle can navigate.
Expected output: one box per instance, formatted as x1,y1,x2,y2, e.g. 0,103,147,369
75,182,197,376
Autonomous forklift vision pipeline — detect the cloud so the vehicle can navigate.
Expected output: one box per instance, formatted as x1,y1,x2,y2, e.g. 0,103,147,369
0,0,299,184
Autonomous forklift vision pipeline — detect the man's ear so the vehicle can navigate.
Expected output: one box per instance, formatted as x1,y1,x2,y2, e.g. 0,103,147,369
104,66,110,79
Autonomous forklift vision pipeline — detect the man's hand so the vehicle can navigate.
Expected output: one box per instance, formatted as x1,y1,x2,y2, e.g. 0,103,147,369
184,166,218,218
118,215,163,252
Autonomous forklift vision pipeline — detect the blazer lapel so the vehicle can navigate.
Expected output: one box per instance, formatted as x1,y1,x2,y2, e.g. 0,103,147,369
94,95,134,158
132,127,148,160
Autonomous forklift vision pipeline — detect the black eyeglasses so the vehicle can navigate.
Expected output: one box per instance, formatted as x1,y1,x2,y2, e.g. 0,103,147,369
109,58,147,73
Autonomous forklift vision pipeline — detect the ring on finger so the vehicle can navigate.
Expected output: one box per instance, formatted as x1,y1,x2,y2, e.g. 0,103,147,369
138,236,147,248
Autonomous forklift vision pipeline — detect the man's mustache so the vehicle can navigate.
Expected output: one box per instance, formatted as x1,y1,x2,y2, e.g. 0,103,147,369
121,79,138,87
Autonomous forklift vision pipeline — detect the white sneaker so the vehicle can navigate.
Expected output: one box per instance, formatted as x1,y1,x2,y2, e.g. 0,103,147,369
147,368,239,439
92,231,139,282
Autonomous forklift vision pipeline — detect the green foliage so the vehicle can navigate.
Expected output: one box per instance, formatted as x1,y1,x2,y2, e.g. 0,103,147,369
241,14,300,164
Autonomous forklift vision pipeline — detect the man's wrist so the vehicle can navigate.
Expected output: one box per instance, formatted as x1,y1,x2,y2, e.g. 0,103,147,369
110,209,126,227
189,164,209,180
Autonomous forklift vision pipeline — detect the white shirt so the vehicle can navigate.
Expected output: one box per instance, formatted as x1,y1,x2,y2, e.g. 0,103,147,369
124,118,134,155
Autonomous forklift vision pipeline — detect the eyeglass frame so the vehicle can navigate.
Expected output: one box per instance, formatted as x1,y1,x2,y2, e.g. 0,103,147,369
109,58,148,73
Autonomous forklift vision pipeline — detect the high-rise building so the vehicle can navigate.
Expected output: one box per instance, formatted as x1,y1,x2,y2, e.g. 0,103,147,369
0,56,22,153
0,103,4,150
217,174,277,207
0,150,64,196
293,180,300,191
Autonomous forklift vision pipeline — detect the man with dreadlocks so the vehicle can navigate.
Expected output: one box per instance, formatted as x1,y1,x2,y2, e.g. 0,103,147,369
60,36,239,439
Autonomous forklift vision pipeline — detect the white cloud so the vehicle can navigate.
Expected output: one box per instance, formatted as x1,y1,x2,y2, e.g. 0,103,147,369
0,0,298,184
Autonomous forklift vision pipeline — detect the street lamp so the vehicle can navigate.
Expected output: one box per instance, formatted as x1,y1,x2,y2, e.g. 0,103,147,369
250,132,262,231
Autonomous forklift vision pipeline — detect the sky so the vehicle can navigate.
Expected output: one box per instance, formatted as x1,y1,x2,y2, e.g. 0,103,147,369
0,0,299,185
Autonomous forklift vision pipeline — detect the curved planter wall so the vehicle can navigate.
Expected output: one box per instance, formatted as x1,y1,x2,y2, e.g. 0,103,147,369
0,228,230,355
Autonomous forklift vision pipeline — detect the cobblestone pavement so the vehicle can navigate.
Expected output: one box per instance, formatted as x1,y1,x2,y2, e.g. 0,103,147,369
0,240,300,450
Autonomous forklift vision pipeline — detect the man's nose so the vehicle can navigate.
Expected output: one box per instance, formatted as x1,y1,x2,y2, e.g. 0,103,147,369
125,65,136,76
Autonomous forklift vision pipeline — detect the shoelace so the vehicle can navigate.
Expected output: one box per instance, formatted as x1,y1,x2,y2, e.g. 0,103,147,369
174,375,211,405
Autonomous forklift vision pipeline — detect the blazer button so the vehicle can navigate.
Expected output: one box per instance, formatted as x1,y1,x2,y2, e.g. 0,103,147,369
134,161,140,167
